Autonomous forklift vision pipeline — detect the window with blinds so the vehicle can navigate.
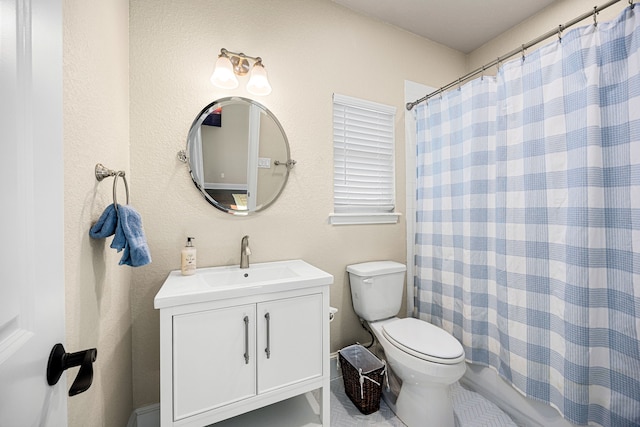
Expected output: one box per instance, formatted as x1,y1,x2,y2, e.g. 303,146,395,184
331,93,399,225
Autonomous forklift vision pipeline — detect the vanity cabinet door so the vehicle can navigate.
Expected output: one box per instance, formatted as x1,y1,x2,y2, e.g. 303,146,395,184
257,293,323,393
172,304,256,421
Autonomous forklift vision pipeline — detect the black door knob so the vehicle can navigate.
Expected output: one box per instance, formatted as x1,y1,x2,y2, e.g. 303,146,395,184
46,343,97,396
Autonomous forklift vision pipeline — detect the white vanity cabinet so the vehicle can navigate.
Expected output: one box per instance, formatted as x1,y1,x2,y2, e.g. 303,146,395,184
256,294,324,393
154,260,333,427
172,304,257,419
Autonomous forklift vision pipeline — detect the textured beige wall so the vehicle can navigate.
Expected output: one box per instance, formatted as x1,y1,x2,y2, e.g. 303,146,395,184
467,0,625,72
129,0,466,407
63,0,132,425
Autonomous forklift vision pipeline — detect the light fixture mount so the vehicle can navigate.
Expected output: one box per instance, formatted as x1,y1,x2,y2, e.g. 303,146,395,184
221,48,261,76
212,48,272,95
228,56,250,76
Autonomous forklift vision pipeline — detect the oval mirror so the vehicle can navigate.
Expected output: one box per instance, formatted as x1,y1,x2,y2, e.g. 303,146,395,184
185,97,293,215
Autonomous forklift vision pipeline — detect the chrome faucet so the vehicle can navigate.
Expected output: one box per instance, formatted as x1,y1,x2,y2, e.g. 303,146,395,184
240,235,251,269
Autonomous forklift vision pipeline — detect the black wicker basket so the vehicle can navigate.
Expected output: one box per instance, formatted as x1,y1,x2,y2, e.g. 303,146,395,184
338,344,386,415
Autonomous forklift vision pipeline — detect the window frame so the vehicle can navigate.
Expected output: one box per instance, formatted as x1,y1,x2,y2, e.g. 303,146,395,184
330,93,400,225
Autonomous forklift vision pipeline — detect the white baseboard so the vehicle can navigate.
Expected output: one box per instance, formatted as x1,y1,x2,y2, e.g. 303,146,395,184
126,403,160,427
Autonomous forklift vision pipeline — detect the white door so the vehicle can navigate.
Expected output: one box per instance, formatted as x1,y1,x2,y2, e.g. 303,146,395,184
0,0,66,425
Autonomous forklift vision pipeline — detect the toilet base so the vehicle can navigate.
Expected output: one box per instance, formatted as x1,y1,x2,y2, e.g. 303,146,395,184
380,365,401,411
395,382,455,427
367,318,464,427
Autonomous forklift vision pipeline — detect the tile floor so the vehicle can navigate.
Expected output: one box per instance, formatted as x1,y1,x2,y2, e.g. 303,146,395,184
331,377,519,427
212,351,518,427
212,378,400,427
213,377,518,427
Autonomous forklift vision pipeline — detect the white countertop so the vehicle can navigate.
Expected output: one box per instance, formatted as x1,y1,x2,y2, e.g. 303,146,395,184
154,259,333,309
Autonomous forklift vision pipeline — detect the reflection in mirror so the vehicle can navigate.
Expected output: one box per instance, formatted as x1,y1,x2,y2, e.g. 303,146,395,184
185,97,293,215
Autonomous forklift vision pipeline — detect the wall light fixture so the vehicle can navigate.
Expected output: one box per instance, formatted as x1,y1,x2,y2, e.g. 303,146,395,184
210,48,272,96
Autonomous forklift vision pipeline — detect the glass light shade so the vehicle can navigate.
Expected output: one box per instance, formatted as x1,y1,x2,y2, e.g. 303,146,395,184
246,63,272,96
211,55,239,89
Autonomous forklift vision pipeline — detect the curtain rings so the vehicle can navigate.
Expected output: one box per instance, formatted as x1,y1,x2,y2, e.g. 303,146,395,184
521,44,526,62
593,6,599,27
558,25,563,43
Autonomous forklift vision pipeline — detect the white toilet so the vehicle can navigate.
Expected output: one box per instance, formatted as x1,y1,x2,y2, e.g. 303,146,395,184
347,261,466,427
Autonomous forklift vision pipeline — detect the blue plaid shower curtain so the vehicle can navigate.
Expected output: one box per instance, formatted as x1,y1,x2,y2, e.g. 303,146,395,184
415,6,640,426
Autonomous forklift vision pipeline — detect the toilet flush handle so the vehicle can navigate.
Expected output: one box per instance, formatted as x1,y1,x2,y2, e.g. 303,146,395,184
363,278,373,285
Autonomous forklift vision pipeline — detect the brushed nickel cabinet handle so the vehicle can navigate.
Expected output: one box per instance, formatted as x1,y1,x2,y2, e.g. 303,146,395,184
243,316,249,364
264,312,271,359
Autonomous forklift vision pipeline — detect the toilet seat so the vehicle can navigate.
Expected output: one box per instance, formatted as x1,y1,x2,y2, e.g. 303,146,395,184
382,318,465,365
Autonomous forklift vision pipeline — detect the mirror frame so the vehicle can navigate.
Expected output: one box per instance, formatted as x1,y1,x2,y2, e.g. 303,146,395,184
185,97,292,215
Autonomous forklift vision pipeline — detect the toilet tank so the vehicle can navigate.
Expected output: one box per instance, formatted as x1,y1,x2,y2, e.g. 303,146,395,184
347,261,406,321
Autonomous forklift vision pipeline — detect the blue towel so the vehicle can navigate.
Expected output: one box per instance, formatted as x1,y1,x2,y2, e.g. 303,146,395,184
89,204,152,267
89,204,118,239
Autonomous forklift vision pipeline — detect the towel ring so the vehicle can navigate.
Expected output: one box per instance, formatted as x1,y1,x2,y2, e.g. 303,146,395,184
95,163,129,209
112,171,129,207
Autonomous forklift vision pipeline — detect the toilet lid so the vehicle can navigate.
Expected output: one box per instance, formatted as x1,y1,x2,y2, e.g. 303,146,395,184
382,318,465,365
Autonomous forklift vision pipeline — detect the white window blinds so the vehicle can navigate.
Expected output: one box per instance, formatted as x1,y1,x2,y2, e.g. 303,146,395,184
332,94,397,217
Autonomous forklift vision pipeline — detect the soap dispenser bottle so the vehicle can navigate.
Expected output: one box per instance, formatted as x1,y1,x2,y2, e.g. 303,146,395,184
181,237,196,276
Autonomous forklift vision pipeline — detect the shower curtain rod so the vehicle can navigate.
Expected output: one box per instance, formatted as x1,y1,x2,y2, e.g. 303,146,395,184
406,0,631,111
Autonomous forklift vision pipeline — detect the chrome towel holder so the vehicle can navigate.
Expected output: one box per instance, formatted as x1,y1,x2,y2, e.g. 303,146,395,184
95,163,130,207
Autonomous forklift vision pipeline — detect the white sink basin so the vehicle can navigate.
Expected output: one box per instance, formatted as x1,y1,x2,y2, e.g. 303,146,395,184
200,263,298,287
154,259,333,308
